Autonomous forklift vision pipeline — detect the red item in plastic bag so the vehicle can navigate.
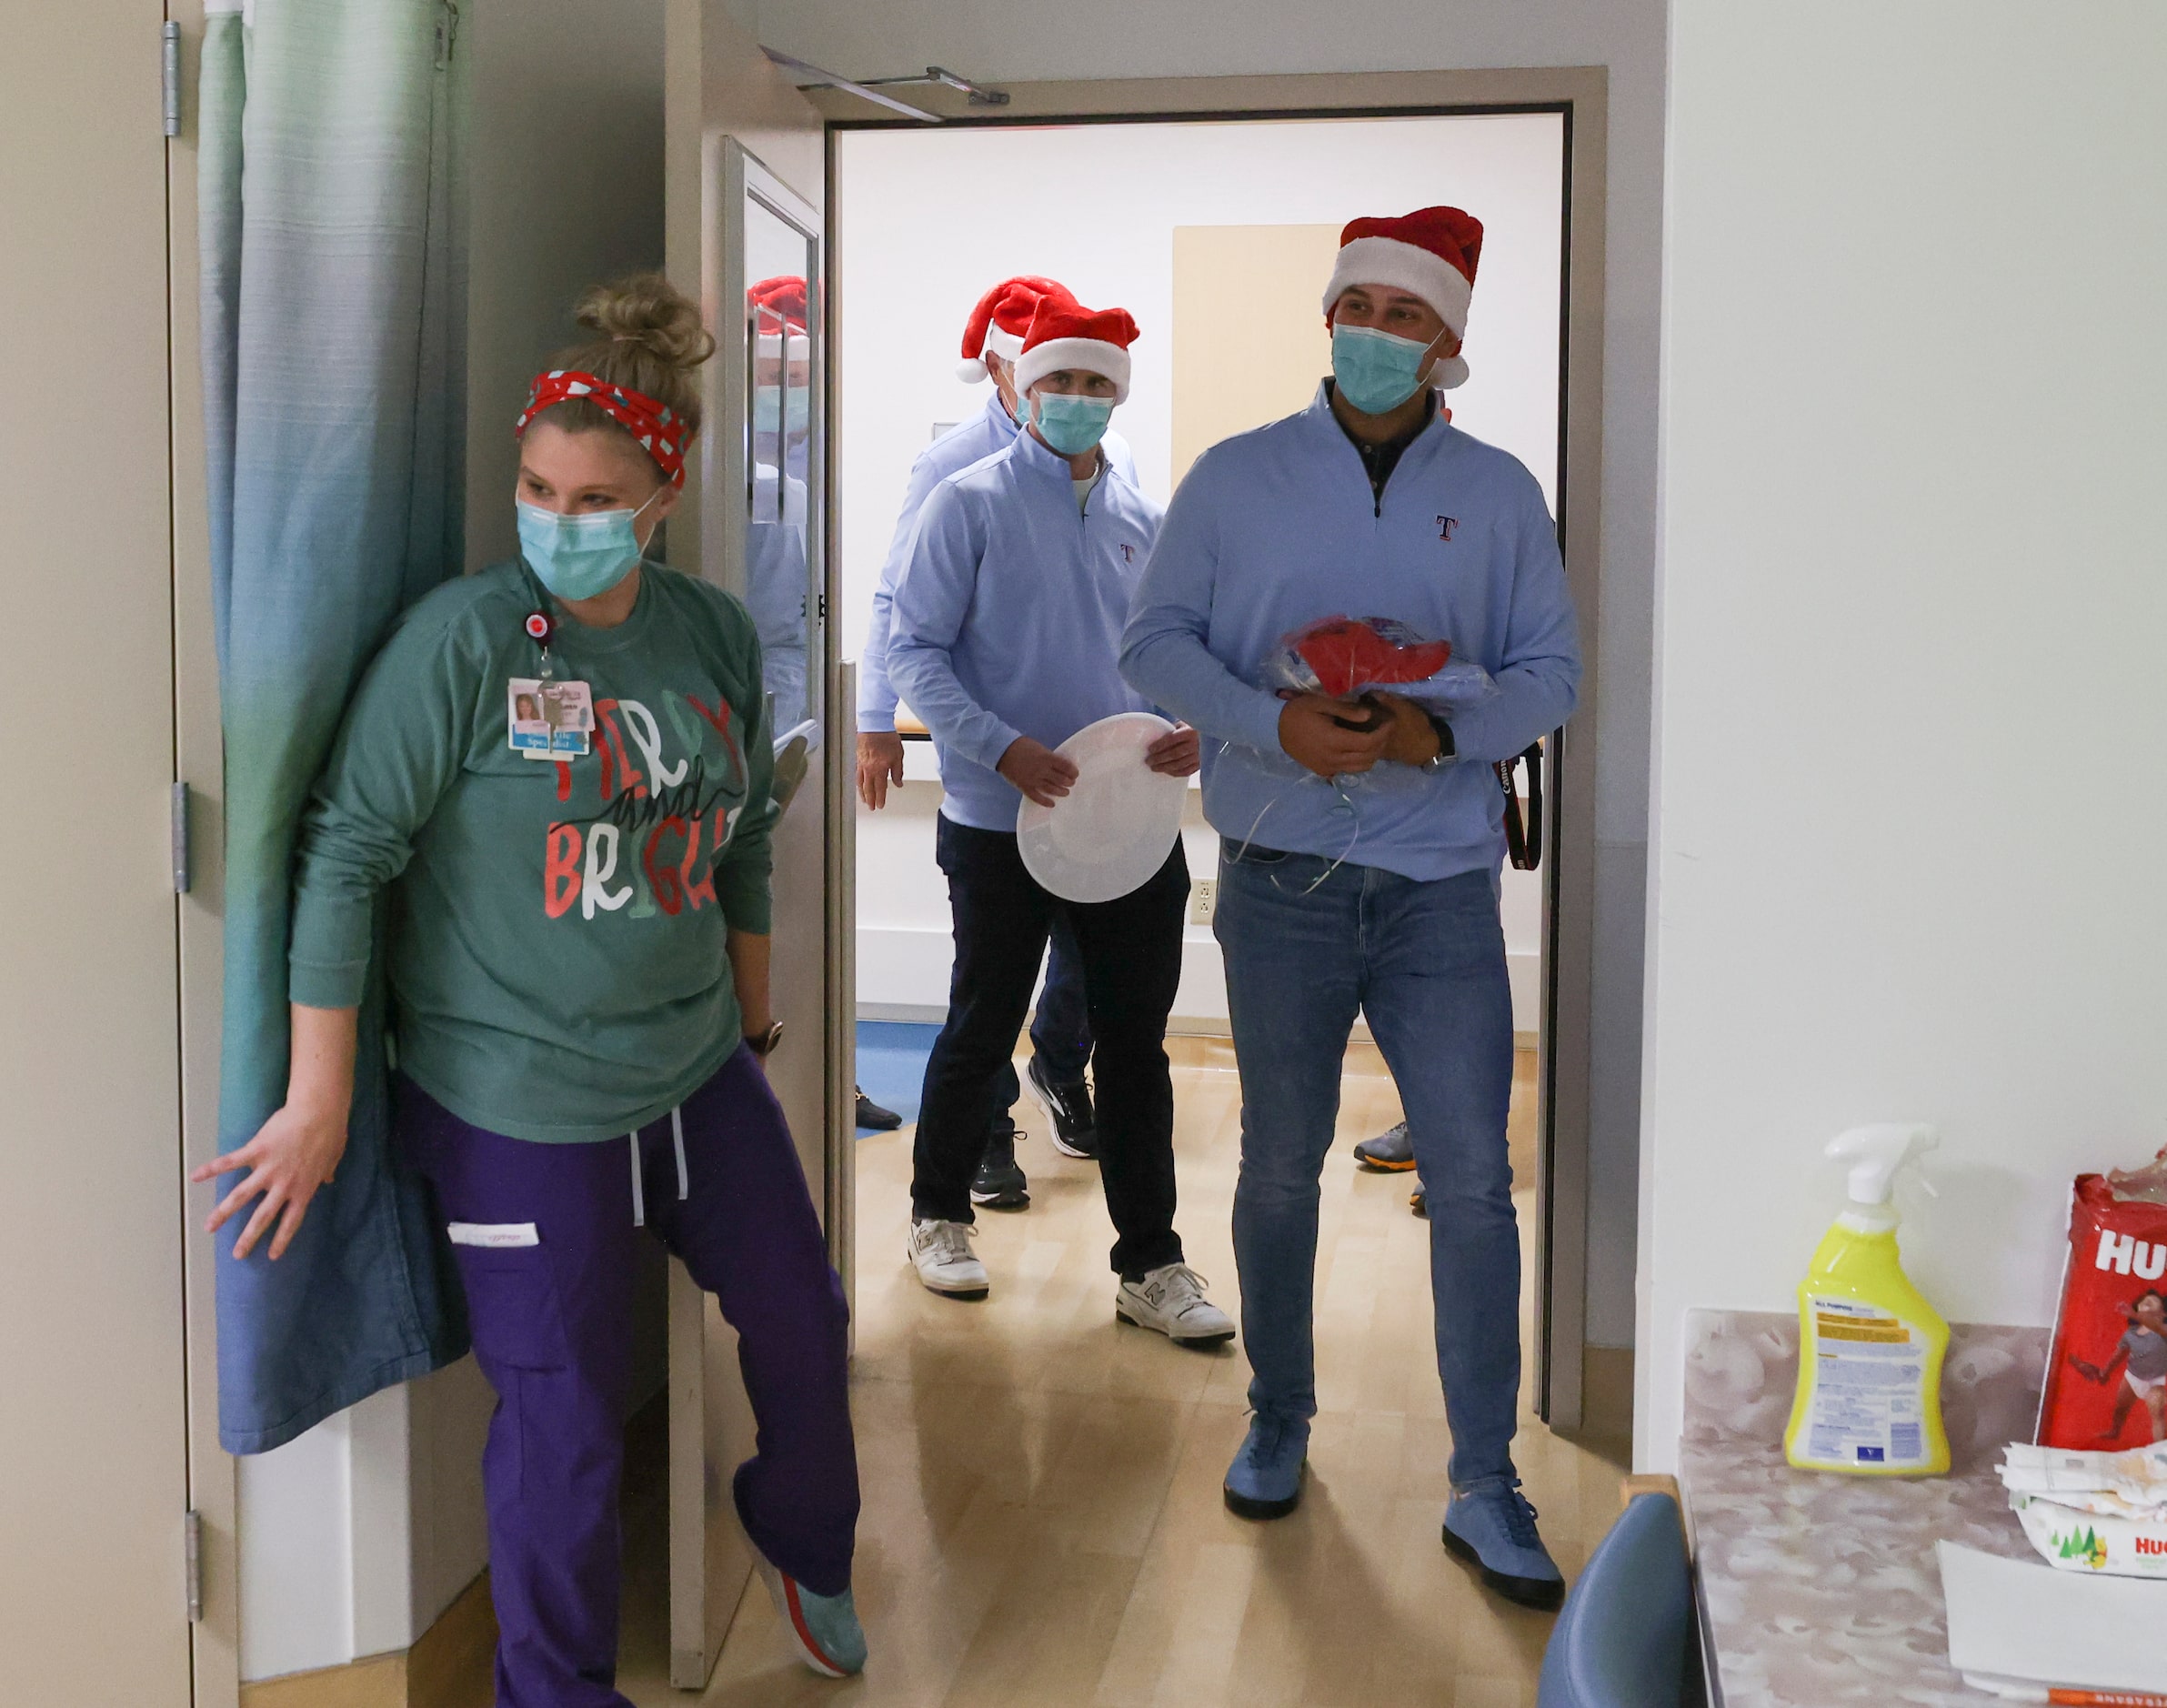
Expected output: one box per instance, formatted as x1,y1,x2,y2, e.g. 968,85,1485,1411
2037,1171,2167,1449
1289,617,1451,699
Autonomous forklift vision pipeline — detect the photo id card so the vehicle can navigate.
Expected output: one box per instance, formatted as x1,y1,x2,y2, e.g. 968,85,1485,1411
507,677,595,759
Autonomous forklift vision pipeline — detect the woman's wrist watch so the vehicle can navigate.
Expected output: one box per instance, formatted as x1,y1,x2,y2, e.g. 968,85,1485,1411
746,1020,784,1057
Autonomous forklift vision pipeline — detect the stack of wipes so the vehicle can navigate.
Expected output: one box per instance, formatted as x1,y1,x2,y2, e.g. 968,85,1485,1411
2000,1442,2167,1576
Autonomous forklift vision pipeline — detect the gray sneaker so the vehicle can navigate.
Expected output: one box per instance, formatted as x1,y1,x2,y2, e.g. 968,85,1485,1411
1353,1120,1416,1172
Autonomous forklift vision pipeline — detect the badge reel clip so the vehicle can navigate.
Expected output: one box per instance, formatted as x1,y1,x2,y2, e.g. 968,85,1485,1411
508,606,595,761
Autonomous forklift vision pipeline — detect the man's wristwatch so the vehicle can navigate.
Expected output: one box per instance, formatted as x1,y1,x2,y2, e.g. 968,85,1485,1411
1420,713,1457,772
746,1020,784,1057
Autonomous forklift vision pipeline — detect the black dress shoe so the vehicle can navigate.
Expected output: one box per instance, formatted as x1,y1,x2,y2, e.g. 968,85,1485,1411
855,1086,902,1130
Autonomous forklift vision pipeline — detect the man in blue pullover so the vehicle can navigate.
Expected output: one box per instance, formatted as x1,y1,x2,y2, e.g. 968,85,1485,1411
857,276,1136,1188
888,298,1233,1349
1120,207,1581,1607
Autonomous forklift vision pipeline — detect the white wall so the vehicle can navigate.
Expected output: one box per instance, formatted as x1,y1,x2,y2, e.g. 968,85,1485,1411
838,115,1560,1036
236,0,666,1680
775,0,1665,1345
1638,4,2167,1467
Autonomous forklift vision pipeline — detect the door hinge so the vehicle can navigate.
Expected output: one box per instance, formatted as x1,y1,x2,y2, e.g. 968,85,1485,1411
435,0,461,69
172,781,192,894
184,1509,204,1623
817,591,828,623
161,21,181,137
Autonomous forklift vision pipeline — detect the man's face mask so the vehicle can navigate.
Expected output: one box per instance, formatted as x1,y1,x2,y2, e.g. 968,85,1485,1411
517,486,666,601
1032,390,1115,457
755,385,810,437
1330,322,1441,416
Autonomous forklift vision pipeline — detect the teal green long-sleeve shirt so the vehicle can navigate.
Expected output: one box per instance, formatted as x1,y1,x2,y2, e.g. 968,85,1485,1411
289,560,776,1142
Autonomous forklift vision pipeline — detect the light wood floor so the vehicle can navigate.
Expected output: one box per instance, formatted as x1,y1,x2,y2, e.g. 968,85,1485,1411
621,1039,1626,1707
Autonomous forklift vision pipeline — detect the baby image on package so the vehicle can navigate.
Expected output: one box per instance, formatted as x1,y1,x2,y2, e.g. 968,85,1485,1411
2037,1160,2167,1451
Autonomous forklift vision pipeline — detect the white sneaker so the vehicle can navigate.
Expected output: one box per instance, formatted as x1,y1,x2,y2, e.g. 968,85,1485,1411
1116,1263,1235,1347
908,1218,989,1299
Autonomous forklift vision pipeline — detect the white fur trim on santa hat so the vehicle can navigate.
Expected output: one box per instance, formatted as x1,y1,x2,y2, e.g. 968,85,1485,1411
757,331,812,358
1430,354,1470,391
1012,337,1131,404
1321,236,1473,337
955,323,1027,384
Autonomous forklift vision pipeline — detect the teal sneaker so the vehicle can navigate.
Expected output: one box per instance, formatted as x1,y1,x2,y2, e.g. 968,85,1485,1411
1441,1480,1565,1610
1222,1414,1309,1520
756,1556,868,1677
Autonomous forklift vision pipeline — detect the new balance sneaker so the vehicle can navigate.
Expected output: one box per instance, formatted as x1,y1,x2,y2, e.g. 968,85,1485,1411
1353,1120,1416,1171
1026,1056,1098,1160
1441,1480,1566,1610
854,1086,902,1131
754,1555,868,1678
969,1123,1029,1210
1222,1413,1309,1520
908,1218,988,1299
1115,1263,1236,1348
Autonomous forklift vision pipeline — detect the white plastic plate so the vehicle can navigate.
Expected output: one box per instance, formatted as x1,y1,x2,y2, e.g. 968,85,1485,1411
1016,712,1186,904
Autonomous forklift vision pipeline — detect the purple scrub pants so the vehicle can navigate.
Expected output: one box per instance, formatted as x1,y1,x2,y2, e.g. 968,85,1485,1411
394,1047,858,1708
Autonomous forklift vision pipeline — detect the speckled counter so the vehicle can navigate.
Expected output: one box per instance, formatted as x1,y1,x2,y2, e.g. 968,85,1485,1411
1678,1310,2050,1708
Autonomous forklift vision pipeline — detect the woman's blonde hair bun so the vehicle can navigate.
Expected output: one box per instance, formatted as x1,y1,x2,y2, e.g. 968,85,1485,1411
544,272,716,447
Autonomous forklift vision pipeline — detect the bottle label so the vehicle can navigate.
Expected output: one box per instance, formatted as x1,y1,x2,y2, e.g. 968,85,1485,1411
1803,1296,1931,1466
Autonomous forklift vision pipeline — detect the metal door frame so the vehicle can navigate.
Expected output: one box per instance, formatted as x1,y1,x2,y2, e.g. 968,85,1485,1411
818,66,1607,1428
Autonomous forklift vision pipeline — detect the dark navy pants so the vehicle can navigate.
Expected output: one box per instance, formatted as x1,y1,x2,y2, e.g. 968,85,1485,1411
395,1049,858,1708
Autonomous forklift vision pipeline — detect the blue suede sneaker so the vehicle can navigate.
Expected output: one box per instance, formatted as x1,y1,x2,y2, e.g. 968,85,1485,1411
1222,1413,1309,1520
755,1556,868,1677
1441,1480,1566,1610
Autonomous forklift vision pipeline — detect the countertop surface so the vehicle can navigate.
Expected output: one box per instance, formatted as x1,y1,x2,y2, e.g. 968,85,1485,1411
1678,1311,2049,1708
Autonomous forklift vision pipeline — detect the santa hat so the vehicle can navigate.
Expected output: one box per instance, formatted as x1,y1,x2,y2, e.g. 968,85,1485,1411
1011,299,1139,405
1320,206,1484,390
749,274,811,359
956,275,1072,383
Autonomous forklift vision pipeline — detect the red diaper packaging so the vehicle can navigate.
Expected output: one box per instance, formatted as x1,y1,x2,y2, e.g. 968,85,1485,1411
1263,616,1498,713
2036,1151,2167,1451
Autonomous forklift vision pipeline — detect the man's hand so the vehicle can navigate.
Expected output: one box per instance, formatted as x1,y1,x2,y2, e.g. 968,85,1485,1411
1375,693,1445,768
1145,723,1201,778
857,730,907,809
1278,693,1391,779
998,736,1080,807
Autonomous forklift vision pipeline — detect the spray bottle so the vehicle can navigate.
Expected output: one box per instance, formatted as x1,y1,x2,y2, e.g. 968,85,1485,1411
1783,1123,1951,1475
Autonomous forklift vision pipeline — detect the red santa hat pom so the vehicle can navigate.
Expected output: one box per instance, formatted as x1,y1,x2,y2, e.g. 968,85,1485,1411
749,274,811,359
1011,299,1139,405
1320,206,1483,390
956,275,1073,383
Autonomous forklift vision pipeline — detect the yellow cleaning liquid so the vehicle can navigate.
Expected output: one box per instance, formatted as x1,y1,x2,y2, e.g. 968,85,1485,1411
1783,1123,1951,1476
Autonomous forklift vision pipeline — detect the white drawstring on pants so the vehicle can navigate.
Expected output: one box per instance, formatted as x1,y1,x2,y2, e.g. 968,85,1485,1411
628,1109,692,1229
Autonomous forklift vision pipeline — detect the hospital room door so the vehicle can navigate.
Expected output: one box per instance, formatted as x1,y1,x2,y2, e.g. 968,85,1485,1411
659,0,849,1686
0,0,195,1701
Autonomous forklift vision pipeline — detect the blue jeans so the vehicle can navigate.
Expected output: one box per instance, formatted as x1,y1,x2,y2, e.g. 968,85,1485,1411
1215,843,1520,1489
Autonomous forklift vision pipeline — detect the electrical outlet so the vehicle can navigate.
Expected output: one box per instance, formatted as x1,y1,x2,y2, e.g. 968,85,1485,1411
1189,879,1217,926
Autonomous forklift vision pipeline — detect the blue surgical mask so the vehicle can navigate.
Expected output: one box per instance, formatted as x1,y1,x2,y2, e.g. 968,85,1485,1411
755,385,810,436
517,487,664,601
1031,391,1116,457
1330,322,1437,416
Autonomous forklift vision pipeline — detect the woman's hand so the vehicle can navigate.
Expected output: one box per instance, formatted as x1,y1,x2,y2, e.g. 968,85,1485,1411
998,736,1079,807
191,1001,358,1261
193,1097,351,1261
1145,723,1202,778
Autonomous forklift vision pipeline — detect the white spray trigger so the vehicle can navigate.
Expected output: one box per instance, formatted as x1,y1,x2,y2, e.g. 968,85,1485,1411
1826,1123,1939,1208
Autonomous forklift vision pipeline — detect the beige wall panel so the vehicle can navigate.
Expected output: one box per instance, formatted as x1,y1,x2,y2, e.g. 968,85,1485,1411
1170,224,1340,484
0,0,192,1702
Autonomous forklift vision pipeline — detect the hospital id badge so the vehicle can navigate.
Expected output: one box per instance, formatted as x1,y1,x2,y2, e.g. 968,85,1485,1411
507,676,595,759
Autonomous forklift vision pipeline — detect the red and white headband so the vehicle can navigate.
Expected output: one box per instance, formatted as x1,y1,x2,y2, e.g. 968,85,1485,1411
516,370,688,487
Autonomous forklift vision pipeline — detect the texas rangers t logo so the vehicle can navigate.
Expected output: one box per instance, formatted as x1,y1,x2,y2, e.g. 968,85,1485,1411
1435,516,1459,541
1119,542,1137,563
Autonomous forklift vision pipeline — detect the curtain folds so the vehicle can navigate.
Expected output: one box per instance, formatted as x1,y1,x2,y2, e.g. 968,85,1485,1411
199,0,469,1454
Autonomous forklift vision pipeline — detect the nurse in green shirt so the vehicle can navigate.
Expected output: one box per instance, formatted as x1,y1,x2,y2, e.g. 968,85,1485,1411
192,275,866,1695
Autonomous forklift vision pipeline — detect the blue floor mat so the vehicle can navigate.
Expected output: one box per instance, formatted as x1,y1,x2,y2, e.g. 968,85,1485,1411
855,1020,939,1136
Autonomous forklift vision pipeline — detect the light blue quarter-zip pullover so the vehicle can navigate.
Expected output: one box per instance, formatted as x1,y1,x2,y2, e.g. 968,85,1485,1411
858,391,1135,731
1119,384,1580,883
888,425,1163,830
